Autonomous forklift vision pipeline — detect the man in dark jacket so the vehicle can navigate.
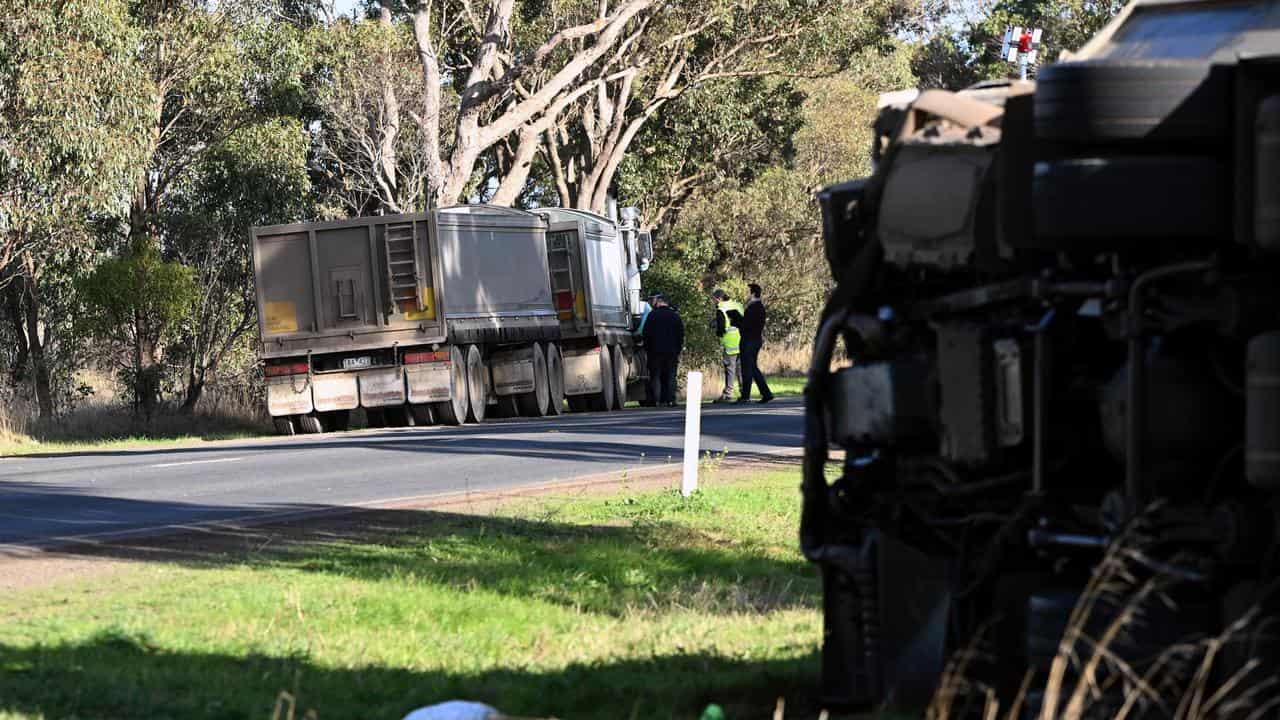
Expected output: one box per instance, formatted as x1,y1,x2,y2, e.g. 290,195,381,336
641,293,684,407
737,283,774,404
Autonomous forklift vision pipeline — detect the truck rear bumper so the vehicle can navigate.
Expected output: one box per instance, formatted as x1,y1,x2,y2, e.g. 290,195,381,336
267,363,455,417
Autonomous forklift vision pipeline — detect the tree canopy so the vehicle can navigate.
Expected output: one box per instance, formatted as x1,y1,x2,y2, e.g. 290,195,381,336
0,0,1127,426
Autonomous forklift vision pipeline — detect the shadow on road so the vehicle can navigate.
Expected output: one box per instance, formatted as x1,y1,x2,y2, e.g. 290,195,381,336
0,399,803,462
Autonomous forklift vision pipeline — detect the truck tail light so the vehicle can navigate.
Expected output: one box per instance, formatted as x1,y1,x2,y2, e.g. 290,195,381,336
265,360,309,377
404,350,450,364
554,290,574,311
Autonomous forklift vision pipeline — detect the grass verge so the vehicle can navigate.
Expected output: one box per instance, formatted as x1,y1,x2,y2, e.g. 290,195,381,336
0,470,829,719
0,430,266,457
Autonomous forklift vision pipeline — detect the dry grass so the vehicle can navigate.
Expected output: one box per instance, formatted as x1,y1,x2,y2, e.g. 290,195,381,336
927,512,1274,720
0,376,269,454
681,343,813,401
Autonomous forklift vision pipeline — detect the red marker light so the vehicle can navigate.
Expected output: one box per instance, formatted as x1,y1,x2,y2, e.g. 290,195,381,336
1018,30,1033,53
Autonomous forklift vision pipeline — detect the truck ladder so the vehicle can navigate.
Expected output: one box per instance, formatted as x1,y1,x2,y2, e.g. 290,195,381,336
384,222,422,313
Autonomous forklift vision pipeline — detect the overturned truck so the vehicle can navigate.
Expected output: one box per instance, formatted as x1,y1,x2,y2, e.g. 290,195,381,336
807,1,1280,714
252,204,651,434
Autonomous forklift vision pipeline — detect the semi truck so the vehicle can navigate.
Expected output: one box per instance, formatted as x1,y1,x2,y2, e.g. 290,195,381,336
251,203,653,434
806,0,1280,713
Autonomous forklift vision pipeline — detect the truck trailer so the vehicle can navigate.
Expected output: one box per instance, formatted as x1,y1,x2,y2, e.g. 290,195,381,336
535,206,652,412
251,204,651,434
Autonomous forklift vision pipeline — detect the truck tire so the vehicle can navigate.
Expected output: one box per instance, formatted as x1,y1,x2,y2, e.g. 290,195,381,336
385,406,415,427
1032,156,1226,246
517,342,551,417
273,416,297,436
322,410,350,432
431,345,469,426
567,395,592,413
491,395,520,419
589,346,615,411
546,343,565,415
610,345,627,411
465,344,488,423
1035,61,1230,143
298,413,324,434
409,403,434,426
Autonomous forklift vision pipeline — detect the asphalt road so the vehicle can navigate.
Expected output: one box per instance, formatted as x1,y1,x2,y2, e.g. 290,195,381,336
0,399,803,550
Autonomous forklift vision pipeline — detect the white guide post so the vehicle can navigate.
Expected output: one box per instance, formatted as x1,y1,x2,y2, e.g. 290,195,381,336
682,371,703,497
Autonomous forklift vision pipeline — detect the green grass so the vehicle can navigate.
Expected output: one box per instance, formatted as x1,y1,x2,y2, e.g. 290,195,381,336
0,471,829,720
766,375,806,398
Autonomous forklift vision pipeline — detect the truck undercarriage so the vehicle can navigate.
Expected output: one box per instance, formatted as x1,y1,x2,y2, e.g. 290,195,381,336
805,3,1280,714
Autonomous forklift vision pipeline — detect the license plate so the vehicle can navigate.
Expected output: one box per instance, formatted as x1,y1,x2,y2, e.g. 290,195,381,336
343,356,372,370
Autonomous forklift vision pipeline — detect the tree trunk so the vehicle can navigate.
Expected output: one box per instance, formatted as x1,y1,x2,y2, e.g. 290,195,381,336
4,279,28,384
489,125,543,206
378,1,401,211
181,369,204,414
133,310,164,421
21,274,52,419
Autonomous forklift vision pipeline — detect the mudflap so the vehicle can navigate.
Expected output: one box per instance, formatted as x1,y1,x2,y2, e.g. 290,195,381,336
822,530,952,711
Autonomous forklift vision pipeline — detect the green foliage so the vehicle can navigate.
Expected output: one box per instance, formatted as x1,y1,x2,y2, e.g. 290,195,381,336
660,45,915,344
80,249,197,341
0,0,148,272
79,247,199,409
640,258,720,369
617,77,806,229
911,32,982,90
921,0,1126,84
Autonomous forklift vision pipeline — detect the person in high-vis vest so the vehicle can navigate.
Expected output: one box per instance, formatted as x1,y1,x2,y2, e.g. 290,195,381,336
711,288,744,403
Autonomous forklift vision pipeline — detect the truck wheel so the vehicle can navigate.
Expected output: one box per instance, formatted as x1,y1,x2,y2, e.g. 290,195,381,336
273,416,297,436
385,406,414,427
1035,60,1229,143
491,395,520,418
610,345,627,411
517,342,551,417
409,403,434,426
431,345,469,426
1032,156,1226,246
465,344,488,423
546,343,565,415
298,413,324,434
589,346,615,411
322,410,350,432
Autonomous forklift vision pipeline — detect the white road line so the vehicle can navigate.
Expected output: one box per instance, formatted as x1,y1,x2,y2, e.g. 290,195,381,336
151,457,244,469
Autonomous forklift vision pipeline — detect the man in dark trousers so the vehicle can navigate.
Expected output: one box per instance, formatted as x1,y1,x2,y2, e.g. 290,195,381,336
737,283,774,404
641,293,684,407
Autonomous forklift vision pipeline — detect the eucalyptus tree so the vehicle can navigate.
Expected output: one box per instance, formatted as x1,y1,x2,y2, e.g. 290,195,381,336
77,0,315,416
318,0,907,213
0,0,148,417
533,0,903,214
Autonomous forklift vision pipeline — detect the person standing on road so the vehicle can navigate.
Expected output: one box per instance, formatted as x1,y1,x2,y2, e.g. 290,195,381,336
737,283,774,404
711,288,744,403
641,293,684,407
